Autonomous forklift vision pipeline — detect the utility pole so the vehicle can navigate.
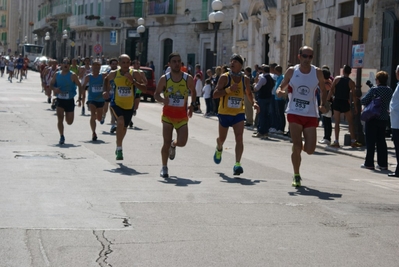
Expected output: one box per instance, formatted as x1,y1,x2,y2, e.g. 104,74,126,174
353,0,367,144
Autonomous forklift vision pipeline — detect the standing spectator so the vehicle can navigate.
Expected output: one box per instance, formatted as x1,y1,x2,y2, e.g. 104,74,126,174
195,73,203,113
318,68,333,144
150,61,155,71
328,65,361,148
360,71,393,170
388,65,399,177
273,65,286,134
181,62,188,73
194,64,203,85
252,64,259,79
213,66,222,115
202,78,213,116
244,67,254,127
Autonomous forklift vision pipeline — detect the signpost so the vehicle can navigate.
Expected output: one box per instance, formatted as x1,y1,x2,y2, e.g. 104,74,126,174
93,44,102,55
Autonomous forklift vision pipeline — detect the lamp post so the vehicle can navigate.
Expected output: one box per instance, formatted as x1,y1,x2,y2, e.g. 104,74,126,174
208,0,224,68
33,34,38,45
62,29,68,59
137,17,145,65
45,32,50,58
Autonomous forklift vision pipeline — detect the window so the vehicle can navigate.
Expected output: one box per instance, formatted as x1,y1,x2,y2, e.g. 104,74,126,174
90,3,93,14
201,0,209,21
292,13,303,27
339,0,354,18
98,3,101,16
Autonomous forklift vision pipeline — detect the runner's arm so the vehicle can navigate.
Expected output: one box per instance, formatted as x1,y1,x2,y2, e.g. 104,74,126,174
276,68,294,98
212,75,228,99
154,75,167,104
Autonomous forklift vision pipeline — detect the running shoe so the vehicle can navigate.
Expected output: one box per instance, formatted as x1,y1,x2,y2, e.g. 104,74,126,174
318,139,331,145
47,97,51,104
116,150,123,160
160,166,169,178
59,135,65,145
233,162,244,175
169,140,176,160
129,121,133,128
100,115,105,125
110,125,116,133
213,146,223,164
92,133,97,141
292,175,302,187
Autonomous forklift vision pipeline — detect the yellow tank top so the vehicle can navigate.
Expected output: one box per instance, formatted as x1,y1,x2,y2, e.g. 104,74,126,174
70,65,79,75
218,73,245,115
113,69,135,109
163,72,189,118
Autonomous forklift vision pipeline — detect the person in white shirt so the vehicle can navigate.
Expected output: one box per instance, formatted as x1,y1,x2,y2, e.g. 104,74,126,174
202,78,213,116
195,73,203,113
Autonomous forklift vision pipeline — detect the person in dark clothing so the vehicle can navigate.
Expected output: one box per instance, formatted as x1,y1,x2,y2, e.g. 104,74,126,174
360,71,393,170
327,65,361,148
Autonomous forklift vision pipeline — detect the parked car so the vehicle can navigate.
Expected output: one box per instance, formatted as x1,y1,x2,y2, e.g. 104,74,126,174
129,66,156,102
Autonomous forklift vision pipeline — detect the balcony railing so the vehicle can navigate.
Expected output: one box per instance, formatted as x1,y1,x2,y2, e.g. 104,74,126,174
52,5,72,17
148,0,175,16
119,1,144,18
69,15,88,28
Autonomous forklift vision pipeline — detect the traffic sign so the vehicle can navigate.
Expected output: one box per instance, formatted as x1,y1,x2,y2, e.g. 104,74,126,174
93,44,102,54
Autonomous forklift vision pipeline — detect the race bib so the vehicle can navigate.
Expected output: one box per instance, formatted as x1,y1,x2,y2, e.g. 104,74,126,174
58,92,69,99
118,87,132,97
227,96,242,109
91,85,102,93
292,98,309,113
168,94,185,107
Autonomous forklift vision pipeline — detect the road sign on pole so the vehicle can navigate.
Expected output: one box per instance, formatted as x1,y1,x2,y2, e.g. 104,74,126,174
93,44,102,54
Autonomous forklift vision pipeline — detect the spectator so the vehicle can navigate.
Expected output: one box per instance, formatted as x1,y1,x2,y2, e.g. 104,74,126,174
202,78,213,116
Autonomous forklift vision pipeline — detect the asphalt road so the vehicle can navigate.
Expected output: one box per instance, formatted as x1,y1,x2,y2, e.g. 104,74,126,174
0,71,398,267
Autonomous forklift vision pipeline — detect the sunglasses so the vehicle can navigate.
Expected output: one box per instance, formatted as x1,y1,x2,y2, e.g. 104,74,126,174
301,54,313,59
62,61,70,65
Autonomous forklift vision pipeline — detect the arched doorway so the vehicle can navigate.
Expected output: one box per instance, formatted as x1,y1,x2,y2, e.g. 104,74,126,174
381,11,399,89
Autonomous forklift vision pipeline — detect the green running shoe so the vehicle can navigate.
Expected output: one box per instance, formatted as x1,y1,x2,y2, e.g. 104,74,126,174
213,147,223,164
233,162,243,175
292,175,302,187
116,150,123,160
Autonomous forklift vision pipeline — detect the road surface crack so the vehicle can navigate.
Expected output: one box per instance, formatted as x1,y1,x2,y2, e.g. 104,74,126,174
94,230,113,267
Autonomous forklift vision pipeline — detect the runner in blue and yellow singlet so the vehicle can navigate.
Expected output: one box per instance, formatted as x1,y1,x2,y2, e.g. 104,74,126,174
213,54,258,175
154,52,196,178
102,54,147,160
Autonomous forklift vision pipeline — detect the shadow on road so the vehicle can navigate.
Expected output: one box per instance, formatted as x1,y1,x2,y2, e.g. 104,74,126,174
217,172,266,186
105,163,148,176
50,143,81,148
288,186,343,200
159,176,201,187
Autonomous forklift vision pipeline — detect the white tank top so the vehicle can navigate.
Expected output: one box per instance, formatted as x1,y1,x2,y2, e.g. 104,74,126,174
286,64,319,117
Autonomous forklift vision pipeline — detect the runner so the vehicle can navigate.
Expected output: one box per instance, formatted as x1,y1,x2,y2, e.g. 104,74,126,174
102,54,146,160
15,54,24,82
212,54,258,175
44,60,58,105
23,55,30,79
49,58,83,145
154,52,196,178
7,56,15,83
81,60,106,141
0,56,6,77
129,59,147,128
78,57,92,115
102,58,119,132
276,46,328,187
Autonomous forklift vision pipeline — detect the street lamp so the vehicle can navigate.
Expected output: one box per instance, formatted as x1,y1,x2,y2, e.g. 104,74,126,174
62,29,68,59
137,17,145,65
45,32,50,57
208,0,224,68
33,34,38,45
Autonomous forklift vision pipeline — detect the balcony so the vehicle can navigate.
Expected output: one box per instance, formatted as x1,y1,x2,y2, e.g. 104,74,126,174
69,15,89,30
148,0,176,16
52,4,72,18
119,1,144,24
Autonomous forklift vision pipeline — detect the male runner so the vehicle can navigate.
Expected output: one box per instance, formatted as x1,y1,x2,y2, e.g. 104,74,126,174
276,46,328,187
129,59,147,128
79,57,92,115
49,58,83,145
82,61,106,141
102,54,146,160
213,54,258,175
154,52,196,178
102,58,119,132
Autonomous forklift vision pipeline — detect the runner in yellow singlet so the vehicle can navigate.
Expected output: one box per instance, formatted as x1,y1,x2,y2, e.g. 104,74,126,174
213,54,258,175
102,54,147,160
154,52,196,178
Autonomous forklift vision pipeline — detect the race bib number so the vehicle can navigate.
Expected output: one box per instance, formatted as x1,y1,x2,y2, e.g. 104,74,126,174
118,87,132,97
91,85,102,93
227,97,242,109
292,98,309,113
58,92,69,99
168,94,185,107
